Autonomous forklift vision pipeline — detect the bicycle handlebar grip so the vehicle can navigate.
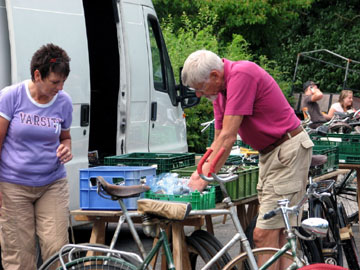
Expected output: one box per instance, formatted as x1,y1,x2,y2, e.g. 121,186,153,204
197,148,213,175
209,147,226,176
263,210,276,220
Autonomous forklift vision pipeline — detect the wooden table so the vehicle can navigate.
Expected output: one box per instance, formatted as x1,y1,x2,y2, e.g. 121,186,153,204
71,195,258,270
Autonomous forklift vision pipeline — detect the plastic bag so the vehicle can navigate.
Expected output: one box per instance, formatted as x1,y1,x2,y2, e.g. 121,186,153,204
149,172,191,195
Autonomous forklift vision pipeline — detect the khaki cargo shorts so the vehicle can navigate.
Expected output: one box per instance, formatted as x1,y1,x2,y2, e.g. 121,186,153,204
256,130,313,229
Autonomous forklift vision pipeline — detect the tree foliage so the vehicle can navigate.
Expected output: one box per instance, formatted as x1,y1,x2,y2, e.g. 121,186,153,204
161,9,291,153
154,0,360,152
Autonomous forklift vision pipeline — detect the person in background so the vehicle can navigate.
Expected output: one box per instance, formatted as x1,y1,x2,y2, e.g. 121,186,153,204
302,81,332,128
182,50,313,269
327,89,356,118
0,43,73,270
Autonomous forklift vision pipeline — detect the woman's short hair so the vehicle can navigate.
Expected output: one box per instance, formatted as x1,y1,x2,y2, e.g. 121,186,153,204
339,89,353,109
181,50,223,87
30,43,71,81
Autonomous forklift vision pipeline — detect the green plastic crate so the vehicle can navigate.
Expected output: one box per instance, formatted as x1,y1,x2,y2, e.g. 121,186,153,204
338,154,360,164
171,165,259,201
312,145,339,175
144,186,216,210
104,153,195,174
311,133,360,164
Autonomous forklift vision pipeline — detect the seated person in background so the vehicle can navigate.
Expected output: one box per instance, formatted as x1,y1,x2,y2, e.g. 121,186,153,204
302,81,332,128
327,89,355,118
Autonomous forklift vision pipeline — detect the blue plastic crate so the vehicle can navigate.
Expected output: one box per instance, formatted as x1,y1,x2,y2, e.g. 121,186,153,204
79,166,156,210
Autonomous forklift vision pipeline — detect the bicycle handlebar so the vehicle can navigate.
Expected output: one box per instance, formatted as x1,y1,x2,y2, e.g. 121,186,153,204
197,147,226,177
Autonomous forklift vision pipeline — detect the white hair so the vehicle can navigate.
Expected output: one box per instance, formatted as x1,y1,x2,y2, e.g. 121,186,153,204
181,50,224,87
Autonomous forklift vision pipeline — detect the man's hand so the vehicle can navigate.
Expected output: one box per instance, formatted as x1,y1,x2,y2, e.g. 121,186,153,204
57,144,73,164
188,170,208,192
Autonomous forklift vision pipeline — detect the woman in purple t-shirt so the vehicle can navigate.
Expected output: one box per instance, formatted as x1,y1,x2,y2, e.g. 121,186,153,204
0,44,73,269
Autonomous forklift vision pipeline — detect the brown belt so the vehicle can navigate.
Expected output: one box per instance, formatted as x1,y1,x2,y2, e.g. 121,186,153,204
259,126,304,155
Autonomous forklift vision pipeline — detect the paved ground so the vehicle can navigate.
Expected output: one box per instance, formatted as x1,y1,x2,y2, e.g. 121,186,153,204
72,214,360,269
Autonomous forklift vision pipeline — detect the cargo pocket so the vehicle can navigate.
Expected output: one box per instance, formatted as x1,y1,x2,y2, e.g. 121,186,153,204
301,139,314,149
273,177,302,196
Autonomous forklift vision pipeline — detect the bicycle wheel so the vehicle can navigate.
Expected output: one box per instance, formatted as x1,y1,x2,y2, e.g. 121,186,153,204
336,170,359,223
337,202,360,270
222,247,296,270
186,234,217,270
190,230,232,265
311,198,343,266
59,256,137,269
39,244,134,270
245,214,323,264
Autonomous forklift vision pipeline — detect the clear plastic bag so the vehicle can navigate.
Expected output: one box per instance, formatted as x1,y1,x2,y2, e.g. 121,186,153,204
149,173,191,195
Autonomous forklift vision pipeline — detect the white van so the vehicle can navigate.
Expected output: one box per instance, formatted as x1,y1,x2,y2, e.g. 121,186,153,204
0,0,199,211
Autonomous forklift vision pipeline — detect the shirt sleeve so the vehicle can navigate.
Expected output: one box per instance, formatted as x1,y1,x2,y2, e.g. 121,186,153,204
0,86,16,121
61,93,73,130
225,72,257,116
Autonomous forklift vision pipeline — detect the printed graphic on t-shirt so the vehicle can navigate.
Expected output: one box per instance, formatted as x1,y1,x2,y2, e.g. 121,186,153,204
20,112,63,134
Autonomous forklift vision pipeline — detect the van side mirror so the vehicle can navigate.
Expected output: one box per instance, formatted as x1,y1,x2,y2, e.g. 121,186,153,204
176,67,200,109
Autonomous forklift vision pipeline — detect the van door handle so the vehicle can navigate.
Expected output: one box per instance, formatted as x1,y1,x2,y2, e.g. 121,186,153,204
151,102,157,121
81,104,89,127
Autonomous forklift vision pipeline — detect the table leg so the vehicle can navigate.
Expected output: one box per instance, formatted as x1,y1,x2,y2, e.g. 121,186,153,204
88,220,106,256
172,222,191,270
237,204,247,229
205,215,214,235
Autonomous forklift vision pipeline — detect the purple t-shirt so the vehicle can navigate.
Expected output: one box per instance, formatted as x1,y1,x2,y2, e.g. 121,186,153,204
0,81,73,186
213,59,300,150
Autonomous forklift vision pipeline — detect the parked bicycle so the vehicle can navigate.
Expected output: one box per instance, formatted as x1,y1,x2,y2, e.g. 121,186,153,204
195,148,329,270
40,148,331,270
303,108,360,135
306,173,360,269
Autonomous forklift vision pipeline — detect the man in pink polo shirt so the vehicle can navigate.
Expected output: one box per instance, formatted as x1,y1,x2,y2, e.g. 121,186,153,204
182,50,313,268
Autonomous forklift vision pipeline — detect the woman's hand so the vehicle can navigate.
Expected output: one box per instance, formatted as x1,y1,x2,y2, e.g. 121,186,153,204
57,144,73,164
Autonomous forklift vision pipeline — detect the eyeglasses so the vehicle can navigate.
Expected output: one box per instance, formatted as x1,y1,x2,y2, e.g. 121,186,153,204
188,81,209,93
189,87,205,93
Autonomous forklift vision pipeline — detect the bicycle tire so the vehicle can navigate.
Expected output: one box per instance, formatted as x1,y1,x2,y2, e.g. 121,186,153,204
190,230,232,264
222,247,296,270
58,255,137,269
335,170,359,223
337,202,360,270
186,234,218,270
245,214,323,264
192,234,226,269
39,244,116,270
311,198,343,266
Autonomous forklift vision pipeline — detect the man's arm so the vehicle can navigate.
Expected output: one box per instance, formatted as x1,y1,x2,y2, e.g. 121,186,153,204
310,86,323,102
188,115,243,192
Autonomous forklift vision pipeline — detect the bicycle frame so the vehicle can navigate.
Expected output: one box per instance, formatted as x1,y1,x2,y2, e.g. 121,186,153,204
194,148,310,270
139,227,175,270
258,238,302,270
